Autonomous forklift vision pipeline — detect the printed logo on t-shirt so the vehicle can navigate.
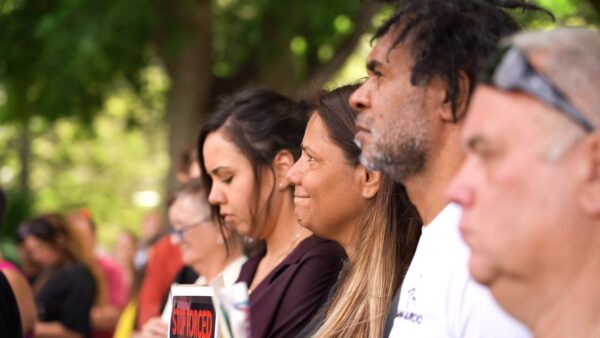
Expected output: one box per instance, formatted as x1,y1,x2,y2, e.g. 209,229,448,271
396,287,423,324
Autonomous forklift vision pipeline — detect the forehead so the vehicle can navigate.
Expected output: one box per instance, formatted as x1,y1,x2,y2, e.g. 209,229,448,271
169,196,208,220
368,30,414,72
203,130,249,169
304,114,341,152
305,114,328,142
464,85,547,145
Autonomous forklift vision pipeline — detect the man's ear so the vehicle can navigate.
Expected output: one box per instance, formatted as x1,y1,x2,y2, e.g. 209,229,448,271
358,167,381,199
273,150,296,190
435,71,470,123
580,134,600,215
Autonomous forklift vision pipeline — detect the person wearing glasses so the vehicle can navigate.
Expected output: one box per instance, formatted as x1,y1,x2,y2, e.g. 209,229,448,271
349,0,552,337
140,179,246,338
447,28,600,337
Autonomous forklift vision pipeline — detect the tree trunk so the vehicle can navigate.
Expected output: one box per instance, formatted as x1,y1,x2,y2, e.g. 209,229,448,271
161,0,213,197
589,0,600,16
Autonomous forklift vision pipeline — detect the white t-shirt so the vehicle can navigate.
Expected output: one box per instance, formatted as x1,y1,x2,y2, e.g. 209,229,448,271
389,204,530,338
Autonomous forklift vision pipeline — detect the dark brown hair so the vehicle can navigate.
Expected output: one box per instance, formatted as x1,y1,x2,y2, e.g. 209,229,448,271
197,88,307,237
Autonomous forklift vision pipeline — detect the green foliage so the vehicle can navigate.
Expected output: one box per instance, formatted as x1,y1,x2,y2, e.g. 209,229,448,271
0,0,597,250
213,0,365,79
0,65,168,246
0,0,160,123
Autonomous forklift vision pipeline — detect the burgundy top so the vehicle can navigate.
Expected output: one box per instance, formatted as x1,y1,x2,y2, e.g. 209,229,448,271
237,235,346,338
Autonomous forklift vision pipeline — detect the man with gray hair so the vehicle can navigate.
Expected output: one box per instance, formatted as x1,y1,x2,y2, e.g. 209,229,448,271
447,27,600,337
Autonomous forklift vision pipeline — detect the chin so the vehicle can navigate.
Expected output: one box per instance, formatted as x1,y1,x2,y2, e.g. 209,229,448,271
468,256,498,286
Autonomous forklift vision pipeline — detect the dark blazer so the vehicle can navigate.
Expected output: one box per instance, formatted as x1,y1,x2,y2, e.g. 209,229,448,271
237,235,346,338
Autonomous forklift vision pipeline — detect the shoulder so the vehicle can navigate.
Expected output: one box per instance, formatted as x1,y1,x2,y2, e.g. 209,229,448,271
58,262,95,283
288,236,347,263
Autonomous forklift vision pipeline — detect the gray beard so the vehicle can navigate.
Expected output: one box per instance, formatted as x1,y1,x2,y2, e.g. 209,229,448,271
357,136,427,183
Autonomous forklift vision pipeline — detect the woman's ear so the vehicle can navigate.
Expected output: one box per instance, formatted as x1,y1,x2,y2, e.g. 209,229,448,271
358,166,381,199
273,150,296,190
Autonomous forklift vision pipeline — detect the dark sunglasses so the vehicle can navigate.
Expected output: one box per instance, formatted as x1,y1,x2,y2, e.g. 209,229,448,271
481,46,594,133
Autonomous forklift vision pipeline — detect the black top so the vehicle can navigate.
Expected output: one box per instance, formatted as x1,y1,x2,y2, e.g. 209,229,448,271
237,235,346,338
0,271,23,338
160,265,200,310
36,262,96,338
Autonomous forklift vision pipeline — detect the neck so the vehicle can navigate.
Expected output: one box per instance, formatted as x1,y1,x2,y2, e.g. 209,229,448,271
527,258,600,337
338,218,360,263
405,127,464,225
192,247,235,283
265,192,311,257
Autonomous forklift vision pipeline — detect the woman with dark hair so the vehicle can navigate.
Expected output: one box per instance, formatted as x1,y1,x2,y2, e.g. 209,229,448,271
198,88,346,338
287,84,422,337
21,213,106,338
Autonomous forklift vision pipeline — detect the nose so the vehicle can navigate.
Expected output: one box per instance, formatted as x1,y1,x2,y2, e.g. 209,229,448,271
208,184,226,205
286,160,302,187
446,158,476,209
349,82,370,111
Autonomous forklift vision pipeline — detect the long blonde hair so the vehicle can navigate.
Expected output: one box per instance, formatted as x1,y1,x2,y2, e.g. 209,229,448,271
308,85,421,337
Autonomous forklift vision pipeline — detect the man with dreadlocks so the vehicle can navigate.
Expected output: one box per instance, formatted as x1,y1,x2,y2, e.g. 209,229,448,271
350,0,552,337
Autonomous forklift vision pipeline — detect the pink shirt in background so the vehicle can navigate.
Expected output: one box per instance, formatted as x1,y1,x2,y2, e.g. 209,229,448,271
93,254,129,338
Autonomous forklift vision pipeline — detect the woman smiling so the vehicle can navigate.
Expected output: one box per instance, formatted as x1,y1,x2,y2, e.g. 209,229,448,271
287,85,421,338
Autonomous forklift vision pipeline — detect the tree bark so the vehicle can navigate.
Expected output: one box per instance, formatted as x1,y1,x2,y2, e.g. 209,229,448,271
589,0,600,16
160,0,213,196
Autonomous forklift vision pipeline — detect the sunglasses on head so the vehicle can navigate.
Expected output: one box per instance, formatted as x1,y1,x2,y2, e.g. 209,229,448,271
481,45,594,133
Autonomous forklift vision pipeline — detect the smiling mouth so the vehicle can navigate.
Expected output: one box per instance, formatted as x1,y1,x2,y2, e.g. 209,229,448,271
294,195,309,199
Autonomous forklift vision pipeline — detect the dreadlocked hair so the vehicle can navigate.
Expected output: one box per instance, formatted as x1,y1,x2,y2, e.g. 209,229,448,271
374,0,553,120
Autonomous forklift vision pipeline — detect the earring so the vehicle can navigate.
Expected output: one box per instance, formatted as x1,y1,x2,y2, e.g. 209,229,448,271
217,237,224,245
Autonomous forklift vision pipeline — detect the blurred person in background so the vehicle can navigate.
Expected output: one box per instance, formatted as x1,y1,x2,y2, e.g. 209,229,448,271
136,145,200,327
133,211,164,273
199,88,346,338
112,231,140,338
175,146,201,184
140,178,246,338
0,188,37,338
288,85,421,337
14,230,42,284
113,230,138,295
21,213,106,338
68,209,129,338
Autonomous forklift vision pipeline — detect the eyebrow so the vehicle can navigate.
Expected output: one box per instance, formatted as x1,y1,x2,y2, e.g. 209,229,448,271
464,135,488,153
366,59,382,73
301,144,321,157
210,166,231,176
